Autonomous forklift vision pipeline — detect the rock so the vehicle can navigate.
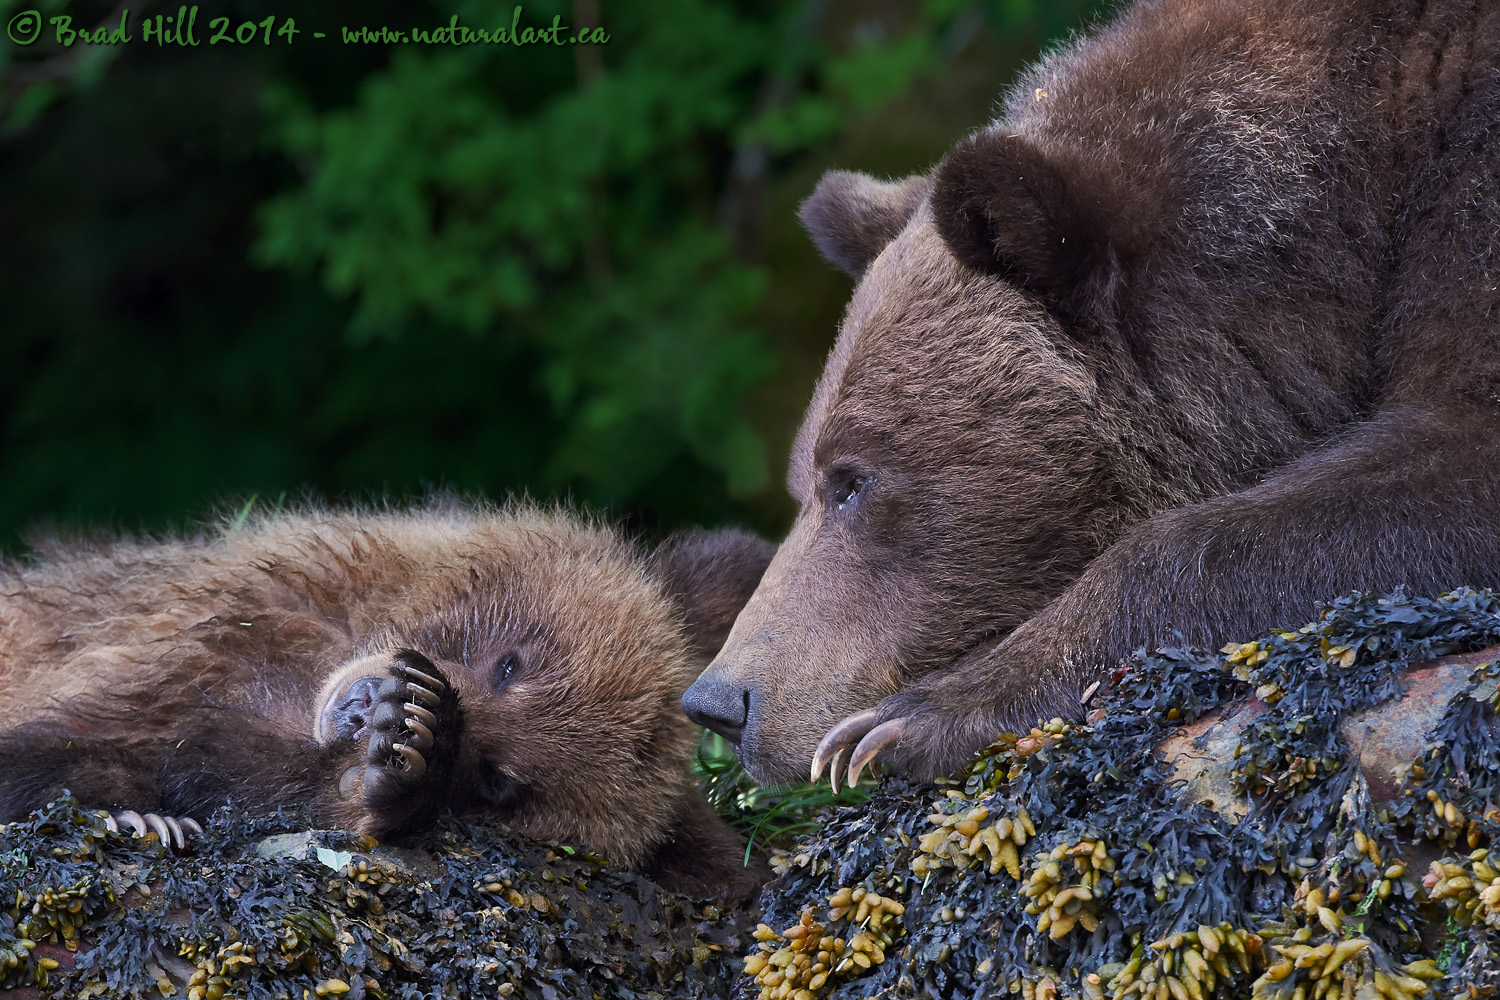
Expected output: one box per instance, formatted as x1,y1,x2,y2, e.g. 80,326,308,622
1164,645,1500,819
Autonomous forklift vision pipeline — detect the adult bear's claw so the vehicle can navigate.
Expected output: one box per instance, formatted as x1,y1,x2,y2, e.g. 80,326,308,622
812,709,907,789
811,708,879,785
845,718,907,790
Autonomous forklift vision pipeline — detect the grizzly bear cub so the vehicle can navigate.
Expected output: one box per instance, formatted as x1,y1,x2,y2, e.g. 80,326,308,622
0,501,772,897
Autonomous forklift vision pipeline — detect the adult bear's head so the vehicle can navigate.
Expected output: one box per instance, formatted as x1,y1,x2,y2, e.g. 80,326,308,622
681,0,1379,784
682,129,1188,784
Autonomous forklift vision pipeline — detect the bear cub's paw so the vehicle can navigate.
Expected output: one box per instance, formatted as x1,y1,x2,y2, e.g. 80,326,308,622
345,650,462,834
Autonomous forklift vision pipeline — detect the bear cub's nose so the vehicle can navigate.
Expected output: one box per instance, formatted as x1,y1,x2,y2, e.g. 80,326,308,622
682,679,749,744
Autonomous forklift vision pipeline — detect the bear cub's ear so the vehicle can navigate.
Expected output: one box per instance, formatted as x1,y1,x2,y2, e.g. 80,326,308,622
799,171,933,279
932,129,1158,328
649,529,773,665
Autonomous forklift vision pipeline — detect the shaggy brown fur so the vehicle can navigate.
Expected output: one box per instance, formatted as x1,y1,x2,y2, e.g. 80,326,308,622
684,0,1500,785
0,502,772,897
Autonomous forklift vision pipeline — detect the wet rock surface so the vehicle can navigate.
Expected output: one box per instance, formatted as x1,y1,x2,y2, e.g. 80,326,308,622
0,802,754,999
744,590,1500,1000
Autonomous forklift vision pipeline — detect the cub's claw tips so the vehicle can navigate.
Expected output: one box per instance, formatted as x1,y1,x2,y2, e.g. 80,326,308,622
403,703,438,728
353,655,443,801
404,717,434,751
406,682,442,708
145,813,171,846
811,708,880,782
110,809,195,848
161,815,184,849
398,663,446,692
115,810,147,838
395,744,427,777
847,718,905,790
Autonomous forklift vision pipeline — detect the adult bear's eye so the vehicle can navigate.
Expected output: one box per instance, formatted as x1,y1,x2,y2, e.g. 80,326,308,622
494,652,521,690
829,473,868,510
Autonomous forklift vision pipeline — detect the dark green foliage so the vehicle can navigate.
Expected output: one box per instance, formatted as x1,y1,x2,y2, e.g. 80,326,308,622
0,0,1106,552
695,731,873,864
0,793,754,999
749,590,1500,1000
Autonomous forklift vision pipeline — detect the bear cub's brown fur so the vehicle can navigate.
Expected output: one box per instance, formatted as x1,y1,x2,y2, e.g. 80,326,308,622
0,501,772,898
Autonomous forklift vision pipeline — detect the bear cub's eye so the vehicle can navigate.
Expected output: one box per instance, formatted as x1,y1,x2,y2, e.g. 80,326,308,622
493,652,521,689
828,473,869,510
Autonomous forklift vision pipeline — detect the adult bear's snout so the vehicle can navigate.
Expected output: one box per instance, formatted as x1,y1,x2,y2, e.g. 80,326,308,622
681,675,750,744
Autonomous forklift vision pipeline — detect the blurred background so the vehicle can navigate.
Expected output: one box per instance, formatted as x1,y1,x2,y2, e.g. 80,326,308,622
0,0,1103,553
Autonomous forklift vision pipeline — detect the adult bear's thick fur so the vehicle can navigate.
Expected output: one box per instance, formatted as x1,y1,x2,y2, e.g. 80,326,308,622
0,502,772,897
684,0,1500,785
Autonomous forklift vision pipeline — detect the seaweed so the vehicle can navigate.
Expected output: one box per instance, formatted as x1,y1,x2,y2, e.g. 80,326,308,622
0,796,754,999
8,588,1500,1000
744,589,1500,1000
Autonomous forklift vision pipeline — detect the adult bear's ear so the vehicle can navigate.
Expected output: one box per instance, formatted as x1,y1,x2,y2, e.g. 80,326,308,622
799,171,933,279
649,529,774,665
932,130,1156,328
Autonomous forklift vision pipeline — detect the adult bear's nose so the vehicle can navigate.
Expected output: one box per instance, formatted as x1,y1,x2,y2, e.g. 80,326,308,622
682,676,750,744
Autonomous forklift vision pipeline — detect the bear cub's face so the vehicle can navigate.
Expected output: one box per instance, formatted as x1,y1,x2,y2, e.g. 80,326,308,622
309,561,703,871
302,523,773,874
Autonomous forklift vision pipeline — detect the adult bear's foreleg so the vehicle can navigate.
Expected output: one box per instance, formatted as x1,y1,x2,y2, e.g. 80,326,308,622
815,404,1500,783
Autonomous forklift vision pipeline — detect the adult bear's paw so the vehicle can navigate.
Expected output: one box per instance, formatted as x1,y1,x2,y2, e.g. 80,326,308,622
810,699,990,790
810,660,1081,789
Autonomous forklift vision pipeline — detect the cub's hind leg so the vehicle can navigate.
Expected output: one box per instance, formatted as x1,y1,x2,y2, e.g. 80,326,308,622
0,722,164,824
0,730,205,849
0,714,341,843
2,651,465,839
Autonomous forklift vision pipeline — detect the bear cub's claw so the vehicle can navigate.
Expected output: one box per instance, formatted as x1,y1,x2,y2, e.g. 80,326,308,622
106,809,203,850
356,651,458,830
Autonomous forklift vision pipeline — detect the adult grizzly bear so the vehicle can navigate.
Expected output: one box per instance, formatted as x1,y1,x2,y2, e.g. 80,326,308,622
683,0,1500,787
0,502,771,897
